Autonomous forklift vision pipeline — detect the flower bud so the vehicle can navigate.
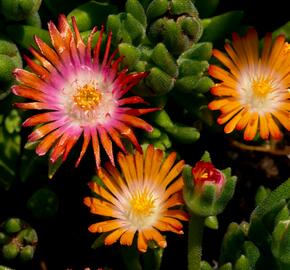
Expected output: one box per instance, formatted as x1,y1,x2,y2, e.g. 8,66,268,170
67,1,118,32
219,263,232,270
0,0,42,21
126,0,147,27
19,245,35,262
0,232,9,245
234,255,250,270
2,243,19,260
4,218,22,234
17,228,38,244
183,153,236,217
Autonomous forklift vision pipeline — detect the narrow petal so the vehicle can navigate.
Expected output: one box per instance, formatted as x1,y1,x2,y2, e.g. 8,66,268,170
105,227,127,245
88,220,125,233
137,231,148,253
120,229,136,246
91,128,100,168
98,126,114,165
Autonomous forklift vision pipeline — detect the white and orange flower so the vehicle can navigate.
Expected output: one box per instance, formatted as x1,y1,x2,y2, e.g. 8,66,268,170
12,15,157,168
209,28,290,140
84,145,188,252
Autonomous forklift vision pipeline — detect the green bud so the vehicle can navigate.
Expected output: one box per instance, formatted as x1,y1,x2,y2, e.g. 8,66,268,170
179,16,203,43
242,241,260,269
171,0,199,16
201,11,244,42
107,14,122,43
0,232,9,245
0,0,42,21
17,228,38,244
162,19,188,56
153,132,172,149
151,43,178,77
119,43,141,68
4,218,22,234
6,25,50,50
24,11,41,28
179,42,212,61
0,34,22,68
2,243,19,260
19,245,35,262
122,13,146,44
143,127,162,139
151,110,174,129
146,0,169,22
0,55,16,84
201,260,213,270
183,158,236,218
194,77,214,93
219,263,232,270
166,124,200,144
234,255,250,270
239,221,249,236
204,216,219,230
254,186,271,207
219,223,246,264
174,76,200,93
126,0,147,27
178,59,209,77
272,219,290,266
145,67,175,95
67,1,118,32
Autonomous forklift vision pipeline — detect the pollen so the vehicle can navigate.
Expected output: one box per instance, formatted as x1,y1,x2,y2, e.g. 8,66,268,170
201,171,209,179
130,191,155,217
73,84,102,111
251,78,272,97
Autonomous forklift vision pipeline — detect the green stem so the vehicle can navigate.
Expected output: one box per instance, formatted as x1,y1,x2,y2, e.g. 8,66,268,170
188,214,205,270
120,246,142,270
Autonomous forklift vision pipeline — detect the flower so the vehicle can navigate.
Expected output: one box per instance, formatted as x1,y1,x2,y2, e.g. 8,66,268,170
84,145,188,252
208,28,290,140
191,161,224,192
12,15,157,168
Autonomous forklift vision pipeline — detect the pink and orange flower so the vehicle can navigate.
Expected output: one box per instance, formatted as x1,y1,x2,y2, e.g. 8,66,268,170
209,28,290,141
12,15,157,168
84,145,188,252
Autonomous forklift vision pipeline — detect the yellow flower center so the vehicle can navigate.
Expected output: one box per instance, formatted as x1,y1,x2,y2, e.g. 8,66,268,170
251,78,272,97
73,84,102,111
130,191,155,217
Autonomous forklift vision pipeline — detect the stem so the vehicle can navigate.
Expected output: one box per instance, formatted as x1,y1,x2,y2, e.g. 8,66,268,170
120,246,142,270
188,214,205,270
230,139,290,156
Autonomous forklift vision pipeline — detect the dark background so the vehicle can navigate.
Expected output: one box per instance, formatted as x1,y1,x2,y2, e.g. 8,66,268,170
1,0,289,269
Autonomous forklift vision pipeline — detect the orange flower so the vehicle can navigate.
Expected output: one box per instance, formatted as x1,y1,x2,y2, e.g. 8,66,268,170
84,145,188,252
12,15,157,168
208,28,290,140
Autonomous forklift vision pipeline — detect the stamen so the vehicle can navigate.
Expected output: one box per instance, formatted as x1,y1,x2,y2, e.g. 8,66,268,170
130,191,155,217
251,78,272,97
73,84,102,111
